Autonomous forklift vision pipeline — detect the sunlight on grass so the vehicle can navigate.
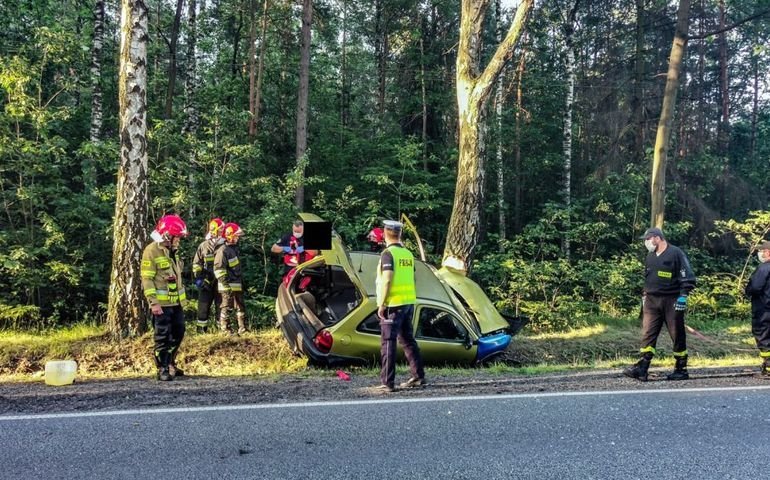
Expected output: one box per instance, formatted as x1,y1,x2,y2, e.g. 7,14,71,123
526,324,608,340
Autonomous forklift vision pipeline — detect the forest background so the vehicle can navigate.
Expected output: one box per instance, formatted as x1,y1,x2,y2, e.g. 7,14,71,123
1,0,769,336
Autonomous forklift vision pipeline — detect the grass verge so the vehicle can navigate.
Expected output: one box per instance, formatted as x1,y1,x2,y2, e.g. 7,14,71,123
0,316,760,382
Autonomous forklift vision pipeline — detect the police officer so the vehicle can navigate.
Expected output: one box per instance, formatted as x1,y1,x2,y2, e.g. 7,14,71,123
745,240,770,375
141,214,189,381
374,220,425,392
624,227,697,382
192,218,226,333
215,222,246,335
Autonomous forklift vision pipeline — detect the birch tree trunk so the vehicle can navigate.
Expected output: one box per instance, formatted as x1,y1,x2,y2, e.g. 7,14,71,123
494,0,506,249
84,0,105,195
442,0,532,273
513,48,526,235
183,0,199,135
650,0,691,228
89,0,105,143
107,0,150,339
253,0,270,133
294,0,312,209
561,1,579,259
164,0,185,119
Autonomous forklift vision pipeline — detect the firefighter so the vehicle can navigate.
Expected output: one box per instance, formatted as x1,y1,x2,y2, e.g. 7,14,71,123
624,227,697,382
192,218,226,334
141,214,189,381
215,222,246,335
745,240,770,375
374,220,425,392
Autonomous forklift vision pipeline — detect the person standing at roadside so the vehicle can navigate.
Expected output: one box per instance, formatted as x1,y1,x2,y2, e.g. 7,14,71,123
141,214,189,381
624,227,697,382
745,240,770,375
192,218,226,334
374,220,425,392
215,222,247,335
271,220,318,275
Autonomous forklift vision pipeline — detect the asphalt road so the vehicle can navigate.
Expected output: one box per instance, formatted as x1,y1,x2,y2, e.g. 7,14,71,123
3,385,769,480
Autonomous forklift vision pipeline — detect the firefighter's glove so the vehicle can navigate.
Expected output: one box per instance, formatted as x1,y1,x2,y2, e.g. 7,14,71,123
675,296,688,312
194,277,204,289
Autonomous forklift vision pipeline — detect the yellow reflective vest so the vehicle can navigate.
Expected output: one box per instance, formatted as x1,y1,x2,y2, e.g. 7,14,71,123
141,242,187,307
376,244,416,307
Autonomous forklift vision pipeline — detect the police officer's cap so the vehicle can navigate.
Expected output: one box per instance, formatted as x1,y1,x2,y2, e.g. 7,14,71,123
383,220,403,232
757,240,770,251
640,227,665,240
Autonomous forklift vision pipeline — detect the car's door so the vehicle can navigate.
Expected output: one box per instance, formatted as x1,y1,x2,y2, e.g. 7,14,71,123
413,304,477,363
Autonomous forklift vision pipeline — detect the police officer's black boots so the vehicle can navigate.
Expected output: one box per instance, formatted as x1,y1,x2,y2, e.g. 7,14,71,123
666,356,689,381
623,354,652,382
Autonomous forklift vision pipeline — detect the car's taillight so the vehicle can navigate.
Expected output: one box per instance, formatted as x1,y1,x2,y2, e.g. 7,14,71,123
313,330,333,353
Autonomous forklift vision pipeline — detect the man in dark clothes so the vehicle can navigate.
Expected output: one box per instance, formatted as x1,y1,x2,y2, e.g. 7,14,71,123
624,227,697,382
745,240,770,375
271,220,318,274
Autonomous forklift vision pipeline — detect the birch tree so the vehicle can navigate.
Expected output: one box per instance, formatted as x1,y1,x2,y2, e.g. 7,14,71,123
107,0,150,338
442,0,533,273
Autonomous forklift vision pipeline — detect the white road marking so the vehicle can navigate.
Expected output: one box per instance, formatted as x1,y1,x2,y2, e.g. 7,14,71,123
3,384,770,422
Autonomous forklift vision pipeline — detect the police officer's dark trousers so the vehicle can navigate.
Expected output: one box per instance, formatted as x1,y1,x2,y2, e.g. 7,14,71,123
641,294,687,356
153,306,185,367
379,305,424,388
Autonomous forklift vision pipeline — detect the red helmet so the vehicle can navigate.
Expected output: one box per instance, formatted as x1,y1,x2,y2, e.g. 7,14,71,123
224,222,243,242
368,227,384,244
156,214,188,239
208,218,225,237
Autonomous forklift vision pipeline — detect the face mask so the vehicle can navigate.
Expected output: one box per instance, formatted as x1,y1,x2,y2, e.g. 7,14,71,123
644,239,656,253
760,251,768,263
293,232,303,239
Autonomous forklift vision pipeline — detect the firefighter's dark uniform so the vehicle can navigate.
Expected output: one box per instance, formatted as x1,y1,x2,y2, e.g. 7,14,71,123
376,243,424,389
214,243,246,334
626,243,696,381
745,255,770,373
141,241,187,372
193,237,225,331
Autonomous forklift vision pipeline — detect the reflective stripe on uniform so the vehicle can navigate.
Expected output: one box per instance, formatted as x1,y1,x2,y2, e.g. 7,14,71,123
214,269,227,279
673,350,688,357
760,351,770,358
228,257,240,267
640,346,656,354
154,257,171,269
193,265,203,274
219,283,242,292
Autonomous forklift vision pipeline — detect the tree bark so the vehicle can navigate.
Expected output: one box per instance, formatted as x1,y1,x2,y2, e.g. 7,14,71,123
442,0,532,273
717,0,729,155
513,47,526,235
650,0,690,229
632,0,645,164
294,0,312,209
164,0,185,119
494,0,506,249
108,0,150,339
420,33,428,169
248,0,257,139
183,0,199,135
253,0,270,134
340,0,349,127
89,0,105,143
561,0,579,259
